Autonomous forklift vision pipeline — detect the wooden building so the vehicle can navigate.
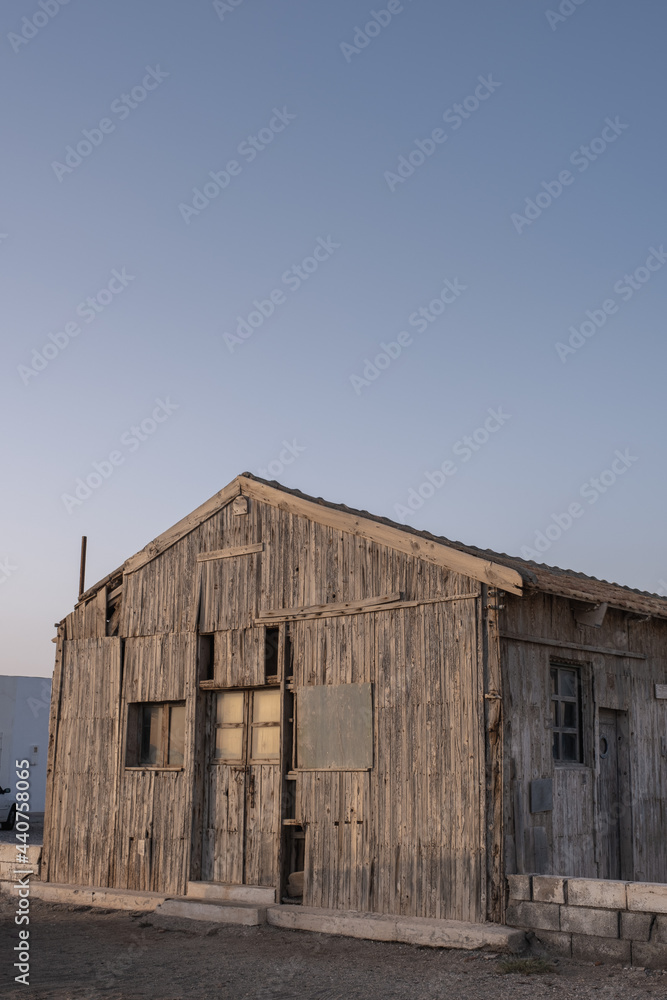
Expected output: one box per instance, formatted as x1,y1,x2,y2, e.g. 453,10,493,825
43,474,667,925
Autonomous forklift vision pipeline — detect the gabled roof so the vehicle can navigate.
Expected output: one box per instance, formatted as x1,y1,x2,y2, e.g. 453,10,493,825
78,473,667,620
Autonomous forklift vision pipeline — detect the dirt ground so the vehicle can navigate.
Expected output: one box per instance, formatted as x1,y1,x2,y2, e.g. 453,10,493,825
1,896,666,1000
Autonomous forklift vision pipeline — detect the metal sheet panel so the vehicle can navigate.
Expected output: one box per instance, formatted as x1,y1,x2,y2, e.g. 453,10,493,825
296,683,373,770
530,777,553,813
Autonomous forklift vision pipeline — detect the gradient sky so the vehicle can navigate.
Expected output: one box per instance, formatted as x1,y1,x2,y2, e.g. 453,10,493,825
2,0,666,677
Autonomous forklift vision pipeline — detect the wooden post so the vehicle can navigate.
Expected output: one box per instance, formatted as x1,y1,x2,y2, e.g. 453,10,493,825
482,584,505,922
78,536,87,600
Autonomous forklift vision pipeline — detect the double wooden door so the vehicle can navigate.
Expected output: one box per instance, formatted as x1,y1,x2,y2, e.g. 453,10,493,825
202,687,282,887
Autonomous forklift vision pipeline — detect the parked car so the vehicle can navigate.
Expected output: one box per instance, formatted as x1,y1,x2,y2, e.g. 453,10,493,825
0,788,16,830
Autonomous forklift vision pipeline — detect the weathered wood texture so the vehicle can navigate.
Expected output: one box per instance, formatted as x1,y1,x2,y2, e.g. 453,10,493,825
292,599,484,921
501,591,667,884
43,637,122,887
202,762,280,886
46,494,489,920
114,634,197,893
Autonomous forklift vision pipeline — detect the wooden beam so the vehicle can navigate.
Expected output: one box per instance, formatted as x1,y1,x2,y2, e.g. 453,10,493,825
123,479,242,575
259,592,401,621
196,543,264,563
255,592,478,624
238,477,528,596
94,587,107,639
534,580,667,621
76,567,122,607
482,585,504,923
41,625,65,883
500,631,647,660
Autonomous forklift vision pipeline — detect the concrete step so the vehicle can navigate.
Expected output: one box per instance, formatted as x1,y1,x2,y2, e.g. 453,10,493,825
157,898,266,925
267,905,527,953
186,880,276,905
0,880,166,911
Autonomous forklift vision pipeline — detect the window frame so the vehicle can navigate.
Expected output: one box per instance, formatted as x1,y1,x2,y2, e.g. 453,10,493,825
125,700,186,771
214,690,246,763
212,688,281,766
550,663,584,765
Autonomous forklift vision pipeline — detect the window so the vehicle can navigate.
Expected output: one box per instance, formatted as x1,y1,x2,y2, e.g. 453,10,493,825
551,665,582,763
251,689,281,759
199,633,215,681
264,627,280,682
213,688,281,763
126,702,186,768
215,691,244,760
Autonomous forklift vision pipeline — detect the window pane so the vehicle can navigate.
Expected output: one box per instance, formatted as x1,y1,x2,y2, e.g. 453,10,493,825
264,627,280,678
217,691,244,725
215,727,243,760
553,732,560,760
562,701,577,729
140,705,161,765
168,704,185,765
253,689,280,724
559,669,577,698
561,732,578,761
552,701,559,727
252,725,280,760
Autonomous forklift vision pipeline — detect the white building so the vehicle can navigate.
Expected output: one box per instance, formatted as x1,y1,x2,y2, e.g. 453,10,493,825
0,676,52,812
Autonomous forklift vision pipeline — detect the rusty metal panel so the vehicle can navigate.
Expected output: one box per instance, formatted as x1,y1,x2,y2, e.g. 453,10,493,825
296,683,373,770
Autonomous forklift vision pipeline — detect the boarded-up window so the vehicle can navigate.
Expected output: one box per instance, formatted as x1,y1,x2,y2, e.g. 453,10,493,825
296,683,373,770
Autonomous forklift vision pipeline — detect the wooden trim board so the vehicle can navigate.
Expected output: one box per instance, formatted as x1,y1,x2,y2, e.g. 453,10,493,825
239,477,527,596
259,592,401,620
196,543,264,563
255,592,479,624
500,631,647,660
123,480,242,575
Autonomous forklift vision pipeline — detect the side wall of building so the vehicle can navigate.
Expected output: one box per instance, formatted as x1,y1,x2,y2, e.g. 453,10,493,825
0,676,51,812
501,591,667,884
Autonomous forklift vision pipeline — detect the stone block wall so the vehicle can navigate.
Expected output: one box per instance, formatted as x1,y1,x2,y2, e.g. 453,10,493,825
506,874,667,968
0,843,41,881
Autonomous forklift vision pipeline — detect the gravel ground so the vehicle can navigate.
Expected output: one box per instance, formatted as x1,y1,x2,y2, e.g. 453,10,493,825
1,896,666,1000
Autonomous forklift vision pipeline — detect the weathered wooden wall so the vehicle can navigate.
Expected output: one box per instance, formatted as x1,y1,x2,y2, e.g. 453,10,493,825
501,591,667,884
42,637,122,886
292,598,484,921
114,633,197,892
44,493,489,921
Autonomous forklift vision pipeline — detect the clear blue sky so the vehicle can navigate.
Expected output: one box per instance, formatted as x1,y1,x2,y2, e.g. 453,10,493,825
2,0,666,676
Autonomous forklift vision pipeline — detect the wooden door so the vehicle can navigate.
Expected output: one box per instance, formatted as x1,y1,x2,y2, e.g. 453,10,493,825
598,709,631,880
202,688,281,886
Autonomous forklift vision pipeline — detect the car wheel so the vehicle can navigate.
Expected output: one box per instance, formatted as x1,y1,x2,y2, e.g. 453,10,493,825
1,806,15,830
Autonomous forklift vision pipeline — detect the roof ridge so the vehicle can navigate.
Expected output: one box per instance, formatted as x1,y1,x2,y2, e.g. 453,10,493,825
239,472,667,604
